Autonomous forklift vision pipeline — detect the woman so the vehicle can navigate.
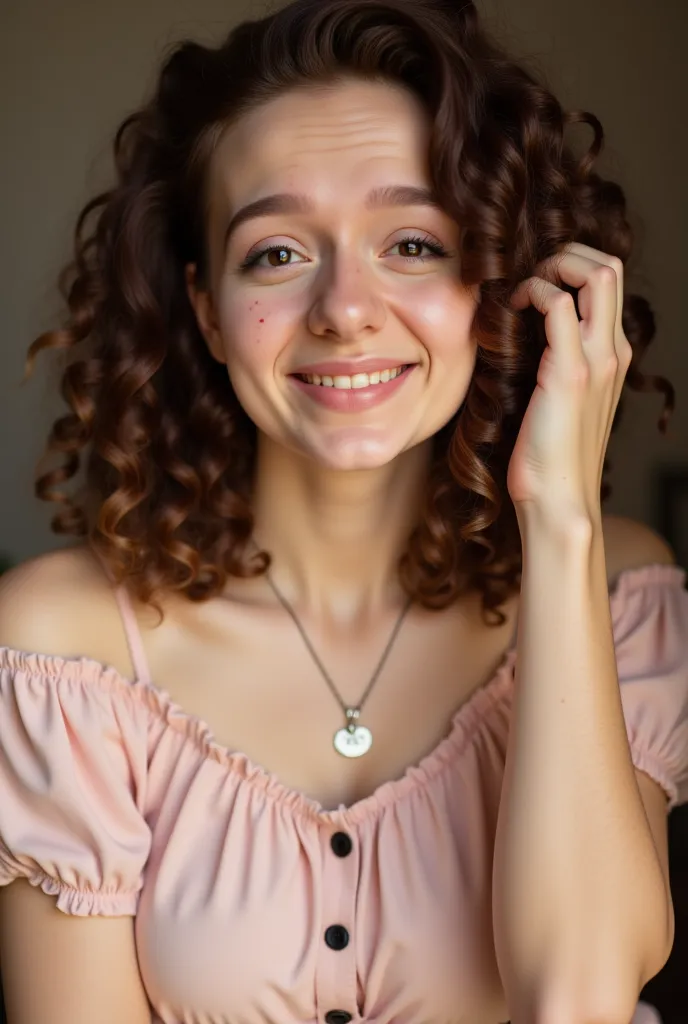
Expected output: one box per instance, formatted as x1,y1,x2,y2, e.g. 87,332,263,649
0,1,686,1022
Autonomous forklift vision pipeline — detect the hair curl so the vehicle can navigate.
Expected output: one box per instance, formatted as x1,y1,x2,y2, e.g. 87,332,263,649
23,0,674,626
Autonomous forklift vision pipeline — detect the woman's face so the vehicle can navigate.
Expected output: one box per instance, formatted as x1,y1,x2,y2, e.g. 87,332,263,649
188,76,480,471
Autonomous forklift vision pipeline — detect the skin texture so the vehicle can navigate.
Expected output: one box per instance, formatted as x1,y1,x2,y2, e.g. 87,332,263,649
186,76,480,625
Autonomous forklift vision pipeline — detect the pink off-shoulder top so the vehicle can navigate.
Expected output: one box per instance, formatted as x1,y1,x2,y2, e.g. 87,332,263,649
1,563,687,1024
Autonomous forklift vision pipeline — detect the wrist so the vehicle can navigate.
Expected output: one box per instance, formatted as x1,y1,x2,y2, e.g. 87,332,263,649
515,500,600,552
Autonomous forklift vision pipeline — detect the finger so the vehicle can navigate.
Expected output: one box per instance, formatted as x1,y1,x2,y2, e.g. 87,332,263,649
544,249,618,359
565,242,624,343
564,243,632,445
510,277,584,379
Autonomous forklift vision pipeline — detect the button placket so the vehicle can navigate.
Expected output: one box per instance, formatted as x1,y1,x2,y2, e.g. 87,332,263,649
315,821,360,1023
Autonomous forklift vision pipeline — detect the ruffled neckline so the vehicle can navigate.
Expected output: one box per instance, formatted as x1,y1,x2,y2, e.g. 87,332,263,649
1,562,685,826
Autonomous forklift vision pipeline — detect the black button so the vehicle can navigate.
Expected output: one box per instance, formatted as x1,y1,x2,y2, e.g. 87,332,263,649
330,831,353,857
325,1012,353,1024
324,924,350,950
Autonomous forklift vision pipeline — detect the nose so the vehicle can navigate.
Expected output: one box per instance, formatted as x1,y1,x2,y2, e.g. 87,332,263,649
306,249,386,344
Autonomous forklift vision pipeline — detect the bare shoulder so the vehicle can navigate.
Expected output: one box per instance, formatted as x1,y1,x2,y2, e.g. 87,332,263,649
600,512,676,589
0,545,134,675
0,548,153,1020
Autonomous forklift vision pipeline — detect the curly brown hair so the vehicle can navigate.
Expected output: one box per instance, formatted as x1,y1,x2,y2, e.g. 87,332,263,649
22,0,674,627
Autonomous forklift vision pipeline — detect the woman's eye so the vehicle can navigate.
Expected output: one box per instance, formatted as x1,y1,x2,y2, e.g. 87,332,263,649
239,246,305,271
389,237,448,261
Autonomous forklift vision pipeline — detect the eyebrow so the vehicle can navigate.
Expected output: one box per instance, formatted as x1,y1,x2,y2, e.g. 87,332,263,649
222,184,445,251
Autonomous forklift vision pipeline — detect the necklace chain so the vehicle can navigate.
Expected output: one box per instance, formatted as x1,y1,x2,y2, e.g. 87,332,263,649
263,566,413,719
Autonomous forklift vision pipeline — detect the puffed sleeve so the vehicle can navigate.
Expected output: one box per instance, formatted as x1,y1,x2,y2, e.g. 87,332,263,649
610,564,688,811
0,647,152,915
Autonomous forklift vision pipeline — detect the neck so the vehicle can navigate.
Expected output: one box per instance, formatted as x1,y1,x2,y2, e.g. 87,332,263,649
248,432,432,626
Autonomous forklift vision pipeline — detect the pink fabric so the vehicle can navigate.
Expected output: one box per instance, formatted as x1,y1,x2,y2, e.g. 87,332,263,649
632,1003,664,1024
0,563,686,1024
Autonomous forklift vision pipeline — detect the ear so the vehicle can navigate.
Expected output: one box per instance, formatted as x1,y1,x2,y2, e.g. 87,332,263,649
185,263,226,365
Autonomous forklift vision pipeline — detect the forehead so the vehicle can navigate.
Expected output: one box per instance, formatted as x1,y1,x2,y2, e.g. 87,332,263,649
208,78,432,210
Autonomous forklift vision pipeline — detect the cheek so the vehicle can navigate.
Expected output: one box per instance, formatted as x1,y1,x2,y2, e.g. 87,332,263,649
400,283,478,364
217,290,298,366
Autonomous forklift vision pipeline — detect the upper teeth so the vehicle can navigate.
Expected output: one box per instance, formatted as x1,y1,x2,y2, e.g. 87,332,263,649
301,365,406,388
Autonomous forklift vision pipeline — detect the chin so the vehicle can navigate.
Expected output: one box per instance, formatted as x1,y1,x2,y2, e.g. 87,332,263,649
297,430,419,472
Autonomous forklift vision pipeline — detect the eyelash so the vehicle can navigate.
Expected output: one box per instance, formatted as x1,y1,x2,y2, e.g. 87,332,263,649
237,233,450,273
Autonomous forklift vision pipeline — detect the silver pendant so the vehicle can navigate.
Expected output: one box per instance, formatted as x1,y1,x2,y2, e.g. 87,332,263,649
333,724,372,758
333,707,372,758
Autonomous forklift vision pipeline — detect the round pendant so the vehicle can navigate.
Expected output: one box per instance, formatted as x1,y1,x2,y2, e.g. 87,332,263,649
333,724,373,758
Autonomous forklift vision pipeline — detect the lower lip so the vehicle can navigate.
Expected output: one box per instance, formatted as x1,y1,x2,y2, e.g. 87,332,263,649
288,365,416,411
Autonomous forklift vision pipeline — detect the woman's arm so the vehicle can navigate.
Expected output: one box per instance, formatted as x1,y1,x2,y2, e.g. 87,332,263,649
492,511,674,1024
0,878,152,1024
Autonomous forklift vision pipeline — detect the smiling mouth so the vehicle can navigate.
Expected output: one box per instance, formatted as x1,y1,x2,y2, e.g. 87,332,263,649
291,364,412,389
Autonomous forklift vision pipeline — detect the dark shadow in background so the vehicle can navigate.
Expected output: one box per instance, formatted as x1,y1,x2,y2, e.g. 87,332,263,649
655,466,688,574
